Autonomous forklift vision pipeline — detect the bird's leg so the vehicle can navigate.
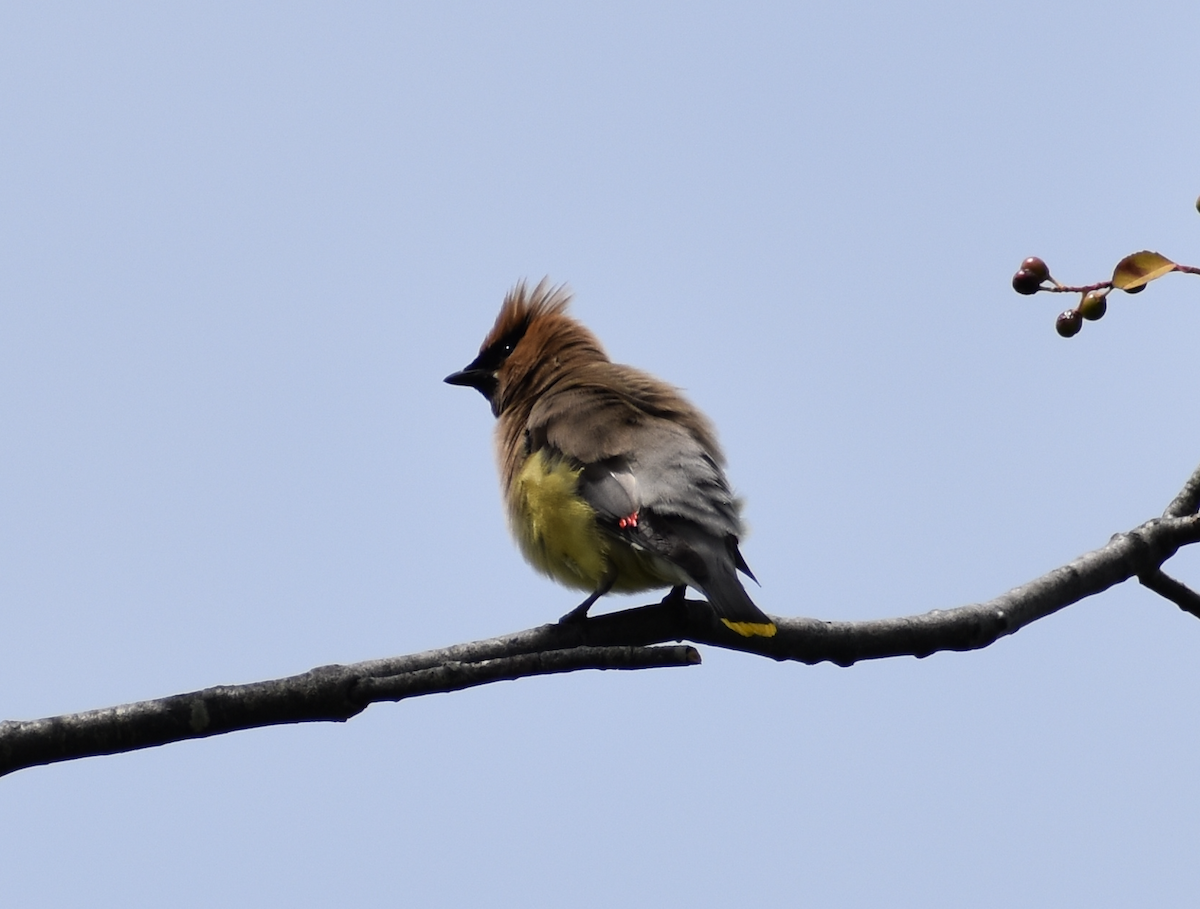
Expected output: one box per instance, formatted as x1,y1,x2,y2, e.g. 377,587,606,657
559,572,616,624
660,584,687,607
659,584,691,624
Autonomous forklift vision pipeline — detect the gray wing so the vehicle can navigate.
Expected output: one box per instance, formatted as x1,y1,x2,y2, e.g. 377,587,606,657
528,381,748,574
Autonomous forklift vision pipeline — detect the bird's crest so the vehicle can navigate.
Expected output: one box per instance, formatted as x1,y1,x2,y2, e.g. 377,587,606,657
481,278,574,355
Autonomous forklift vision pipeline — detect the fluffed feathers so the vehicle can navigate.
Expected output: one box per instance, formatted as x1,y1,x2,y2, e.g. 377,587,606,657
446,279,775,637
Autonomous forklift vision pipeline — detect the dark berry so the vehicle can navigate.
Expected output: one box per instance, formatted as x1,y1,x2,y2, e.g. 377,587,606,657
1123,283,1145,294
1021,257,1050,283
1056,309,1083,338
1012,269,1043,295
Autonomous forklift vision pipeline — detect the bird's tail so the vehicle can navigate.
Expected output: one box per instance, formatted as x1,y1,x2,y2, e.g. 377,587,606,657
703,567,776,638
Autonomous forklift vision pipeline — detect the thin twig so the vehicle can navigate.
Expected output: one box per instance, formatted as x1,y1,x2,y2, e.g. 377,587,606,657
1044,280,1111,294
1165,459,1200,517
1138,569,1200,619
355,645,699,702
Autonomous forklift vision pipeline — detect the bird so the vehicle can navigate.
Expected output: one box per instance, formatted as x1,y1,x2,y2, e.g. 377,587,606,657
445,279,776,638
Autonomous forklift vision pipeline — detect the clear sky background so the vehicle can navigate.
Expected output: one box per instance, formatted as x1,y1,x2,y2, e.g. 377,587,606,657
3,3,1200,906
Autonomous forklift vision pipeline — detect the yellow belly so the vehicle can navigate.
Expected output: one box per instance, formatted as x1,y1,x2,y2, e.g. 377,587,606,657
507,449,675,594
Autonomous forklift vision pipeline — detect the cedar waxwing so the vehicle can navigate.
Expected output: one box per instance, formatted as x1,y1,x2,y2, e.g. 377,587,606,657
445,279,776,638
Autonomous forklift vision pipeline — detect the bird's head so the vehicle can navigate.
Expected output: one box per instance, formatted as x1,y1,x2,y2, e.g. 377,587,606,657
445,279,607,417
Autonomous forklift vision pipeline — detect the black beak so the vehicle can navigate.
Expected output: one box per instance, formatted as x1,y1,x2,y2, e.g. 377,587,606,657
444,365,497,400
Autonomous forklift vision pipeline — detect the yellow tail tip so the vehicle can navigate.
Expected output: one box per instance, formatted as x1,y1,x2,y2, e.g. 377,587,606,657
721,619,777,638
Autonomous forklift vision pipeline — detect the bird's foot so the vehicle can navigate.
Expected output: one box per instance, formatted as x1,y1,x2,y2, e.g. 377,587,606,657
558,574,616,625
558,600,594,624
659,585,688,608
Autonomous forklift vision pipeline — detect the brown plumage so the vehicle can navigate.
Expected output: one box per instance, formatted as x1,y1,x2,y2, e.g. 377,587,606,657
446,278,775,637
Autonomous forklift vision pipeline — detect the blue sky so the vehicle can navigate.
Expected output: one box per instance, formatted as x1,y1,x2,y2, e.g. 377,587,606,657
3,3,1200,905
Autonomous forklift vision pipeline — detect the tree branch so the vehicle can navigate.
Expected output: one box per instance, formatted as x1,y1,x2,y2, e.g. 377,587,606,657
0,645,698,778
1165,459,1200,518
1138,569,1200,619
3,460,1199,779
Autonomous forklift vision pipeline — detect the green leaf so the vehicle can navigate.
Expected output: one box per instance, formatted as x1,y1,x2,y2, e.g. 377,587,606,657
1111,250,1176,290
